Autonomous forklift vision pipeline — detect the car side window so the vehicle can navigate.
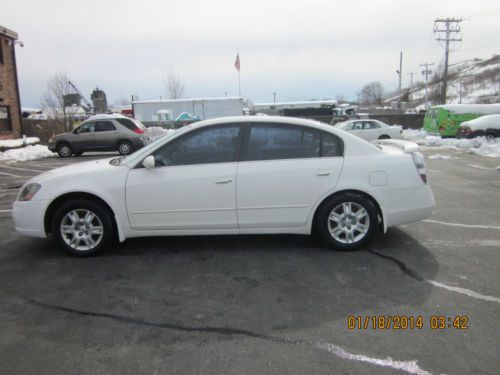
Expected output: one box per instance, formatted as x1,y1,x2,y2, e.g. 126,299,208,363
153,125,240,167
245,124,320,161
116,118,138,131
342,123,354,130
94,121,116,132
369,122,381,129
321,132,343,157
76,123,95,133
353,122,363,130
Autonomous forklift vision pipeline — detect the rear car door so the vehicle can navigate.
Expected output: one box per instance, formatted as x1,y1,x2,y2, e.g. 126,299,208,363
94,121,119,150
236,123,344,229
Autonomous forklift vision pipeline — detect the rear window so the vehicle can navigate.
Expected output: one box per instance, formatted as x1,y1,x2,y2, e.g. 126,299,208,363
116,118,141,131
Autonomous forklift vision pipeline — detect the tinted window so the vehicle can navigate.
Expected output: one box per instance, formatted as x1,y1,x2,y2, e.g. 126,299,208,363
76,123,95,133
321,132,342,157
116,118,138,130
246,125,320,161
95,121,116,132
153,125,240,166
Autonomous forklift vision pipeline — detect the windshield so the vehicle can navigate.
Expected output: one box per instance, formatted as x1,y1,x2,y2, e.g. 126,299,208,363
118,127,180,165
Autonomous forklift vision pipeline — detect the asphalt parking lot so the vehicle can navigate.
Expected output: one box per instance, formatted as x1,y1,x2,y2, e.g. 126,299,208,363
0,150,499,375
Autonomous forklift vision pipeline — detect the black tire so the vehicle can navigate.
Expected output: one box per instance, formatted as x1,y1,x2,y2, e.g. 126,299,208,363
316,193,378,251
378,135,391,140
57,143,72,158
485,133,496,140
118,140,134,155
52,199,114,257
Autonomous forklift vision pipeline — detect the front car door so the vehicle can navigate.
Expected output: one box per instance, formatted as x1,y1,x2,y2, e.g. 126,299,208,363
125,124,242,231
236,123,344,230
71,122,96,151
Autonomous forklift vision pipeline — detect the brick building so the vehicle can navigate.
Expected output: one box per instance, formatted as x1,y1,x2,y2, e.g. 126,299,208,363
0,25,22,139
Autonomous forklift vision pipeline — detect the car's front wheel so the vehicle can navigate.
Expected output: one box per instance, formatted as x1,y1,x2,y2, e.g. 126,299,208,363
57,143,72,158
52,199,114,256
118,140,133,155
378,135,391,140
316,193,378,251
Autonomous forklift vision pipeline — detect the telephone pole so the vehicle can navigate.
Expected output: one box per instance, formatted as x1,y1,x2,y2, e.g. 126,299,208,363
420,63,434,109
396,51,403,109
407,72,415,104
434,18,462,104
273,92,277,103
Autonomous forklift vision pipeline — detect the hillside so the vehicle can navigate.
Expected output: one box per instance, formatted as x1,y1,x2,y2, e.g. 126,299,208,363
388,54,500,110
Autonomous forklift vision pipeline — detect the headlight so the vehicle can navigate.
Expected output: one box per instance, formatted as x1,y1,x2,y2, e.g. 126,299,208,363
18,183,41,201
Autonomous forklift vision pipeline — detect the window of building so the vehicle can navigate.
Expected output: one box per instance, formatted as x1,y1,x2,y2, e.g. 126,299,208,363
0,42,4,64
0,106,12,132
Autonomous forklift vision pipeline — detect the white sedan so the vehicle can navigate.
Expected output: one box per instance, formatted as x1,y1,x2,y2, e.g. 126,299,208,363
335,119,403,141
12,116,435,256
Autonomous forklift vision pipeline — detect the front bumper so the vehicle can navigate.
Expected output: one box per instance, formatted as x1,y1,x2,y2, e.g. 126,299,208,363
12,200,48,238
48,142,57,151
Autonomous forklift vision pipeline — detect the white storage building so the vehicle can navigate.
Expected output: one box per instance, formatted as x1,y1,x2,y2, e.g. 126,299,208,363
132,97,244,122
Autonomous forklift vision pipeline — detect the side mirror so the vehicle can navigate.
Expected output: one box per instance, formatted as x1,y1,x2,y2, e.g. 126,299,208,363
142,155,155,169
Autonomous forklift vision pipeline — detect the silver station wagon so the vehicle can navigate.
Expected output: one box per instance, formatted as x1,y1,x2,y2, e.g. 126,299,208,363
48,114,147,157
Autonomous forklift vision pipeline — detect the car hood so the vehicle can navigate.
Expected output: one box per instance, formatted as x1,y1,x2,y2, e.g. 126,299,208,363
50,132,73,140
30,157,124,183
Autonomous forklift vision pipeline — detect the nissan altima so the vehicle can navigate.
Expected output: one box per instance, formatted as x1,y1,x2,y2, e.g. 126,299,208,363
13,116,435,256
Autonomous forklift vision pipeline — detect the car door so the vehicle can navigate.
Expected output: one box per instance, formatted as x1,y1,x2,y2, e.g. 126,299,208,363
125,124,242,230
362,121,380,140
349,121,365,139
94,121,119,150
72,122,96,150
236,123,344,230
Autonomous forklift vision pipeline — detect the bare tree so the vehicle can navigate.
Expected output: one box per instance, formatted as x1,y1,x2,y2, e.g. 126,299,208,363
360,81,385,105
165,68,185,99
41,72,80,131
335,94,347,103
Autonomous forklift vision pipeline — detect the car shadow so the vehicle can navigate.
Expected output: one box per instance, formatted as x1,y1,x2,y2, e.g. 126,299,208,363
5,228,439,334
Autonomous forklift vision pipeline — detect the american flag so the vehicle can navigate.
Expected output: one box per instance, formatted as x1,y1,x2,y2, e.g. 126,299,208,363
234,53,240,72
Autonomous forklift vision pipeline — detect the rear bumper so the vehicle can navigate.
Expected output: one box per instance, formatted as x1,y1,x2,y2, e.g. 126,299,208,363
12,200,48,238
379,184,435,228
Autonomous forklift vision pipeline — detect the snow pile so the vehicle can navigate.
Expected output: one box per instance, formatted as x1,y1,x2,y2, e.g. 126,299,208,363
0,137,40,149
0,145,56,163
402,129,500,157
428,154,452,160
144,127,176,143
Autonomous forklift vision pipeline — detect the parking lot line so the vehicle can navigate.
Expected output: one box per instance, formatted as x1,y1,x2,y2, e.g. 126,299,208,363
0,171,21,177
0,165,46,173
423,219,500,230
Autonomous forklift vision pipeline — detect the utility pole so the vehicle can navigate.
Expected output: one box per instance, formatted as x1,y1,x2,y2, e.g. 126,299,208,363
434,18,462,104
407,72,415,104
420,63,434,109
273,92,277,103
396,51,403,109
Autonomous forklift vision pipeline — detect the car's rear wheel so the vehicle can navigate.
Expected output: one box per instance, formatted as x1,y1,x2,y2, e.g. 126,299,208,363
118,140,133,155
378,135,391,139
57,143,72,158
316,193,378,251
485,133,496,140
52,199,114,256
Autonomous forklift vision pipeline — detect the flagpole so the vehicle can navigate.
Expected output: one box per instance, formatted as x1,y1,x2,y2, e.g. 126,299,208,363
238,71,241,97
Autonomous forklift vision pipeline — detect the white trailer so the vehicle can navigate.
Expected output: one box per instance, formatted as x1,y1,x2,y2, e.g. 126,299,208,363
132,97,244,122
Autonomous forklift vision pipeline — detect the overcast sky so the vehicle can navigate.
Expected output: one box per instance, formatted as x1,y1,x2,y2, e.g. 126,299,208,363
3,0,500,107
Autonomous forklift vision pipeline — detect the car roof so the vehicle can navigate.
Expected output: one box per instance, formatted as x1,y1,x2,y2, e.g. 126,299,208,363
84,114,131,121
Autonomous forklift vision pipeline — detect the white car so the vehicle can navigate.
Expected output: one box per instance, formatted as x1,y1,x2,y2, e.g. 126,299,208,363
12,116,435,256
335,119,403,141
458,114,500,139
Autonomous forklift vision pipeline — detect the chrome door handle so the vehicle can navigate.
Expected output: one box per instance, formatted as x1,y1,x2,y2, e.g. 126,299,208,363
215,178,232,184
317,171,333,176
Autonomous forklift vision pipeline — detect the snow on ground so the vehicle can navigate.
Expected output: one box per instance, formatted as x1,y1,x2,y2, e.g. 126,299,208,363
144,127,176,143
0,137,40,149
429,154,452,160
0,145,56,163
402,129,500,158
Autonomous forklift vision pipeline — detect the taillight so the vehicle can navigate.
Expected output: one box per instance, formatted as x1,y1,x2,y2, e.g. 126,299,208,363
411,152,428,184
133,128,144,134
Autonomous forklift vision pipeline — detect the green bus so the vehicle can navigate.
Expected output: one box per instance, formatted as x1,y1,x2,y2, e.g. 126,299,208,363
423,104,500,137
